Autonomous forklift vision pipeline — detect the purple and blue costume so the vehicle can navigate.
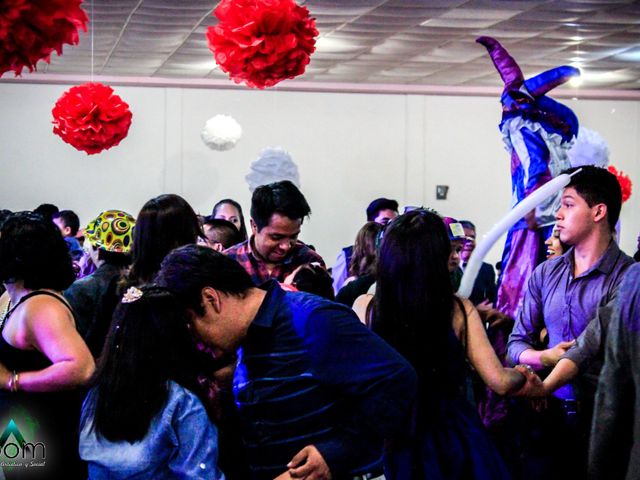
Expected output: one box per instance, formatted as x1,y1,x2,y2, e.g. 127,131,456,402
477,37,580,319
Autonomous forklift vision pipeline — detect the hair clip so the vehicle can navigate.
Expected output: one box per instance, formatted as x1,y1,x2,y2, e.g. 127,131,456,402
122,286,143,304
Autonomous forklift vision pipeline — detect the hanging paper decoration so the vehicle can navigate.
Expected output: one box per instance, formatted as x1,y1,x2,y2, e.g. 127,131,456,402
608,165,632,203
0,0,88,77
201,115,242,151
568,127,610,169
52,82,133,155
206,0,318,89
246,147,300,192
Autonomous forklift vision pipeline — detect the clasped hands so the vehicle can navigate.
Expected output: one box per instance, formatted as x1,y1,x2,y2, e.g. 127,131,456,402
511,364,546,397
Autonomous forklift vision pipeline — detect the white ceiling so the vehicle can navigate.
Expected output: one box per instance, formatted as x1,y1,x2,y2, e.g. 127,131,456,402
6,0,640,91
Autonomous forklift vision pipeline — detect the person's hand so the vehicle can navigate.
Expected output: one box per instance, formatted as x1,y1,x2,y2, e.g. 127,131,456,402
287,445,332,479
273,472,294,480
540,340,575,367
512,365,546,397
475,300,494,314
0,362,11,390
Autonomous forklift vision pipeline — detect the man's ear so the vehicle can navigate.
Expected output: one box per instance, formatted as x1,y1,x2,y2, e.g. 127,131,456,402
250,219,258,236
593,203,608,224
202,286,222,313
63,226,72,236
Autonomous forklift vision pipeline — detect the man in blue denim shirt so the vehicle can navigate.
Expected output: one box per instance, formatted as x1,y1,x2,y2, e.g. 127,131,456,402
158,244,417,480
507,166,634,478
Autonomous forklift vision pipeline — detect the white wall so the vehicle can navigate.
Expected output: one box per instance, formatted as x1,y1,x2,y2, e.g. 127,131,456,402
0,83,638,266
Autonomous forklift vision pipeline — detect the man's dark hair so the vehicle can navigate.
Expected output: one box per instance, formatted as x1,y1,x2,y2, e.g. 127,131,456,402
290,264,334,300
156,244,255,316
563,166,622,231
0,210,12,229
97,249,131,267
203,218,242,249
52,210,80,236
366,198,399,222
34,203,59,223
0,211,76,290
459,220,476,231
250,181,311,231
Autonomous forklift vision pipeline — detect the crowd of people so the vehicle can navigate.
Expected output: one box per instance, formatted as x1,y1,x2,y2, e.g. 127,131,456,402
0,165,638,480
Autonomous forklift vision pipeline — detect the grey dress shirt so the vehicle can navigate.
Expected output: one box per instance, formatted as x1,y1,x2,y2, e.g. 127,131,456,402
589,263,640,480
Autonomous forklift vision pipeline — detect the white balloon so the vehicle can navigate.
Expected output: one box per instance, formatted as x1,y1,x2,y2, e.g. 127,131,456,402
458,172,577,299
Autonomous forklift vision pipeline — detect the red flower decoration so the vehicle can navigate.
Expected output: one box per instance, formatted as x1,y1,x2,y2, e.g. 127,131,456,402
206,0,318,89
0,0,88,77
608,165,632,203
52,82,133,155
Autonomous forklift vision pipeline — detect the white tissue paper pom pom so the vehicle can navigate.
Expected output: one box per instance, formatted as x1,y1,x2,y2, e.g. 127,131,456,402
245,147,301,192
201,115,242,151
568,127,610,169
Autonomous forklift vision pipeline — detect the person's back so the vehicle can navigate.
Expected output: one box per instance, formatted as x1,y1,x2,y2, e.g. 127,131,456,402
81,381,221,480
0,211,95,478
127,194,201,285
371,210,525,480
65,210,135,357
79,287,224,480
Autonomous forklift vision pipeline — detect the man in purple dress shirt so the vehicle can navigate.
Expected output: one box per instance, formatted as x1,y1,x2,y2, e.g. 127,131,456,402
507,165,634,478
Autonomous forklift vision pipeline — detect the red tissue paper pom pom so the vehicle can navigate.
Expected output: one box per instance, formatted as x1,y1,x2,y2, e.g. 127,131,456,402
0,0,88,77
52,82,133,155
608,165,632,203
206,0,318,89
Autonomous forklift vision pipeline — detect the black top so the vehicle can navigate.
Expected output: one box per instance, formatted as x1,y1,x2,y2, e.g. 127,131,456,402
0,290,86,478
0,290,74,372
335,274,375,307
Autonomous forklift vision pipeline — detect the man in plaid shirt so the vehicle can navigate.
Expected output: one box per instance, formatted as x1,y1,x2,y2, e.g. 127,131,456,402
225,180,325,286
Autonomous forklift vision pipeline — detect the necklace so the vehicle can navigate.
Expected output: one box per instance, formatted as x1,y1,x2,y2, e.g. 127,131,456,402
0,292,36,331
0,300,11,331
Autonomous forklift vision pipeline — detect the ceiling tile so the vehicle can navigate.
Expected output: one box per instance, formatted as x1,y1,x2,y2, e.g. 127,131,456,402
2,0,638,91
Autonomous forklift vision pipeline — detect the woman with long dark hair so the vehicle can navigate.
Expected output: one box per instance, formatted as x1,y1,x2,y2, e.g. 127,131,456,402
79,286,225,479
371,209,526,479
0,211,95,478
212,198,248,243
336,221,383,307
128,194,202,285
